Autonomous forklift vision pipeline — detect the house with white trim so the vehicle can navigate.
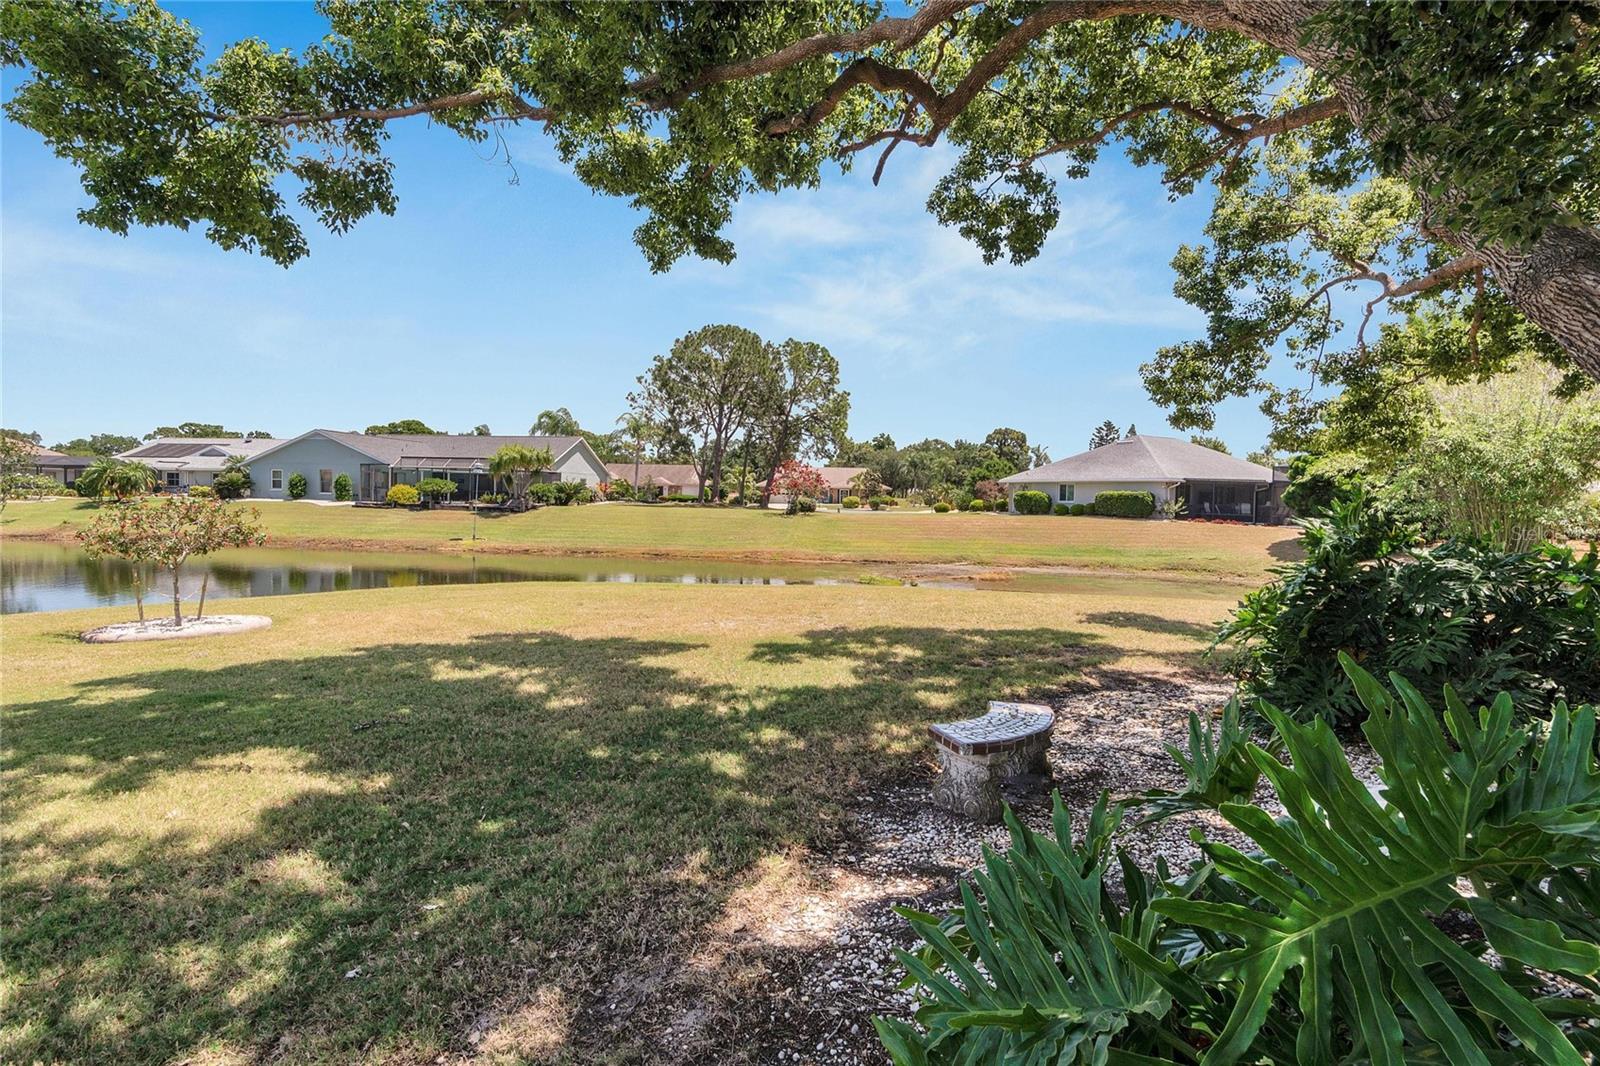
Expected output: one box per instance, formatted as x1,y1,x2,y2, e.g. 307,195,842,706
242,430,610,501
999,434,1288,523
116,436,279,492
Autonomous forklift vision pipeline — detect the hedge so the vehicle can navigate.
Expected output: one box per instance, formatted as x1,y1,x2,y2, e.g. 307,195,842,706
1090,490,1156,518
386,483,420,506
1012,490,1051,515
1070,503,1089,516
1052,503,1070,515
842,495,861,509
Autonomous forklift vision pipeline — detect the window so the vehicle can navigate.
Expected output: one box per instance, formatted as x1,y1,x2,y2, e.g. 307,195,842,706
319,469,333,494
1058,484,1074,502
165,471,181,489
271,469,283,490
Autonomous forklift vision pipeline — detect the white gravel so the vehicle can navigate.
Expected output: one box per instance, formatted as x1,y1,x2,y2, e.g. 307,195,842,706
79,613,272,643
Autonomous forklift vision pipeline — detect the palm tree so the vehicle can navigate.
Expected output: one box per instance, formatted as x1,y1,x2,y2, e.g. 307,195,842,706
489,444,554,508
78,458,156,502
1028,444,1051,468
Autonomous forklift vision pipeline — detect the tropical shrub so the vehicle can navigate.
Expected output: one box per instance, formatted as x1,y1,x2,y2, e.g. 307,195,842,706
385,484,420,506
1070,502,1088,516
475,492,508,505
1012,489,1051,515
842,495,861,509
1217,496,1599,728
1091,490,1156,517
287,471,308,499
932,501,951,513
786,495,817,515
551,481,595,505
416,477,457,503
602,478,634,501
1282,451,1373,516
186,484,214,498
965,498,988,512
878,657,1600,1065
332,473,352,501
868,495,898,510
78,457,157,501
489,443,554,505
211,469,250,499
1052,503,1070,515
2,473,72,498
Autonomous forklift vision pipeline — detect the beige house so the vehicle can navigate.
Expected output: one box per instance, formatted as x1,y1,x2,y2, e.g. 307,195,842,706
1000,435,1288,523
604,462,701,497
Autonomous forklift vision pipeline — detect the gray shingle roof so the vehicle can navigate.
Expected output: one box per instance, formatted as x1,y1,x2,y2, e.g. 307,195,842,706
312,431,584,465
999,435,1271,484
604,462,700,486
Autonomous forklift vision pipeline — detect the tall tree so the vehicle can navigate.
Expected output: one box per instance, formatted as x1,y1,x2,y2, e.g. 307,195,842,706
3,428,41,444
1088,420,1120,449
1027,444,1051,468
1189,434,1230,453
146,422,235,439
629,325,778,502
472,424,491,435
7,2,1598,427
530,408,582,436
753,339,849,506
982,428,1030,471
365,419,437,435
1124,424,1138,439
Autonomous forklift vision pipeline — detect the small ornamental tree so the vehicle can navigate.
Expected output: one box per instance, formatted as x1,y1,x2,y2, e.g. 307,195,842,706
332,473,353,501
287,471,307,499
79,497,265,625
770,459,826,514
416,478,458,505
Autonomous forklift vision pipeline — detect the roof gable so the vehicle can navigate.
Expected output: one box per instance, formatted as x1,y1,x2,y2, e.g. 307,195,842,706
1000,435,1271,484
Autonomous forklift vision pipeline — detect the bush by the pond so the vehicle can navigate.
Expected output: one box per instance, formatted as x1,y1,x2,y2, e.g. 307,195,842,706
385,484,420,506
842,495,861,509
287,472,308,500
1070,503,1089,516
966,498,988,512
1012,490,1051,515
877,656,1600,1064
1090,490,1155,518
1052,503,1070,515
933,501,951,513
1216,495,1600,728
333,473,353,502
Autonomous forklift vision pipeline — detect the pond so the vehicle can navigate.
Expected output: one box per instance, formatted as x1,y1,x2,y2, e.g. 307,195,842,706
1,542,1238,614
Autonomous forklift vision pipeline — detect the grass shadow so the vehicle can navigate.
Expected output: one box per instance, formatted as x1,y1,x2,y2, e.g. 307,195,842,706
4,623,1151,1064
1080,611,1218,641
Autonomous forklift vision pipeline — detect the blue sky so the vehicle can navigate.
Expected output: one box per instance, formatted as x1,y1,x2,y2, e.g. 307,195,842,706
4,2,1323,456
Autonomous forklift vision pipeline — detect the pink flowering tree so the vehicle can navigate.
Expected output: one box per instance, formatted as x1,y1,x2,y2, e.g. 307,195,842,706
769,460,826,514
80,497,266,624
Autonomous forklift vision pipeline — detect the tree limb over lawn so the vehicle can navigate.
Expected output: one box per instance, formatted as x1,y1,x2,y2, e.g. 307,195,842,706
5,1,1598,430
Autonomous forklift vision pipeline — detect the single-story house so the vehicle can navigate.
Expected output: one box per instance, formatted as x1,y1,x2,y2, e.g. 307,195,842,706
604,462,701,497
816,467,870,504
243,430,610,502
999,434,1289,523
21,443,94,487
116,436,279,492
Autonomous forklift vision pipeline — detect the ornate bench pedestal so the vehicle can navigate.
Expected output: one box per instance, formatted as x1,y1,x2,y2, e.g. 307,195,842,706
928,702,1056,824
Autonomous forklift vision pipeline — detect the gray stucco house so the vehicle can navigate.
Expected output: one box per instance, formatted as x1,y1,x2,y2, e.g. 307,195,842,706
1000,434,1288,523
243,430,610,502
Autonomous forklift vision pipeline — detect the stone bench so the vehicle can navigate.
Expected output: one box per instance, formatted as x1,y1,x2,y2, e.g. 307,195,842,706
928,702,1056,823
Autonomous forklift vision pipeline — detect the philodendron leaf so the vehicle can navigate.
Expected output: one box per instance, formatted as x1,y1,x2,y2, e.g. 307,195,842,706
1148,655,1600,1065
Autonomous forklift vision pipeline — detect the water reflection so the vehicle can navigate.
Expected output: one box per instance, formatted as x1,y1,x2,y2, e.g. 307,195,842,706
0,543,859,614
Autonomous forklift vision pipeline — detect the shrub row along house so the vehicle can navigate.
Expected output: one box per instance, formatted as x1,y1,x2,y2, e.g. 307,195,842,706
119,430,609,502
999,434,1289,522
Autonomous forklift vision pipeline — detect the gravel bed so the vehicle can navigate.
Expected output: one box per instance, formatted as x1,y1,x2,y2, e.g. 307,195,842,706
746,677,1380,1065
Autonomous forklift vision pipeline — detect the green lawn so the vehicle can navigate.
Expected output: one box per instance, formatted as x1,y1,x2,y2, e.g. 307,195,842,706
2,578,1236,1064
2,498,1297,579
